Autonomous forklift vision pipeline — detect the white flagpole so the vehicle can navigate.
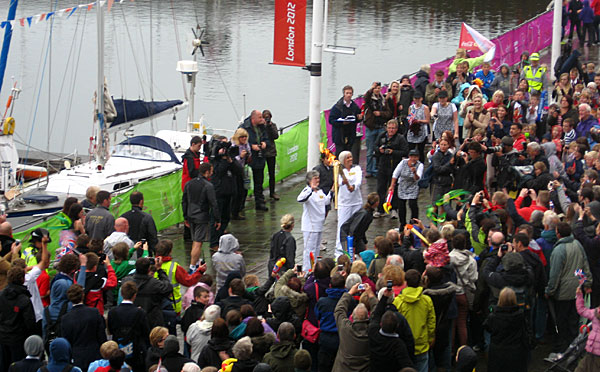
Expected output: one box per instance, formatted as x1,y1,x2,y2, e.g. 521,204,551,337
551,0,562,75
307,0,324,171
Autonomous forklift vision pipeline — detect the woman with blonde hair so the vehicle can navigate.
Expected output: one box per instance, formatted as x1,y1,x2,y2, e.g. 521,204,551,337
484,287,529,372
146,326,169,368
268,214,296,273
350,260,376,289
231,128,252,220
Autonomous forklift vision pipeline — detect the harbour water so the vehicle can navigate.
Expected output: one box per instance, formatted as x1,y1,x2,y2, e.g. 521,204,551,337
3,0,548,155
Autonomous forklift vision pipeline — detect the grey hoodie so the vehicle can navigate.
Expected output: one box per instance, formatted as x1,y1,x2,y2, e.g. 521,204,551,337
186,319,214,361
212,234,246,289
541,142,565,178
490,63,511,97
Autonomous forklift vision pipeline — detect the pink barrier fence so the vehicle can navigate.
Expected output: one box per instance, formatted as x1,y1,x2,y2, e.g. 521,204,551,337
324,10,554,149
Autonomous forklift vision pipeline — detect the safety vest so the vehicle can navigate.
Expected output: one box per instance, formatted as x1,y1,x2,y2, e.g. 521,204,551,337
154,260,182,313
523,65,546,93
21,246,39,267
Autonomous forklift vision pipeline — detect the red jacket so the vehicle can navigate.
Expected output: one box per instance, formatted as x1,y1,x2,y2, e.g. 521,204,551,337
77,263,117,315
593,0,600,15
160,256,204,286
181,148,201,191
513,134,527,152
515,196,548,222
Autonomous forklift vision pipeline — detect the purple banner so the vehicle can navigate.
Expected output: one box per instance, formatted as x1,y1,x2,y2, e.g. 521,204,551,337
324,10,554,150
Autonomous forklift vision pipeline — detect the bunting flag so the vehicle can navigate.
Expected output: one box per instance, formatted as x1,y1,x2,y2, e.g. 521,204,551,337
3,1,134,30
459,22,496,62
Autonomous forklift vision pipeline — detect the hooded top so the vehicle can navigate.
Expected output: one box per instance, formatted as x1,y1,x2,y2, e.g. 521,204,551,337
541,142,565,177
46,338,83,372
455,345,478,372
162,335,194,372
24,335,44,358
580,0,595,23
393,286,436,355
212,234,246,289
490,63,512,96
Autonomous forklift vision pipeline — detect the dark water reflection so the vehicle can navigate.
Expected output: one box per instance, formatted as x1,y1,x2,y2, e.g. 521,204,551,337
4,0,548,153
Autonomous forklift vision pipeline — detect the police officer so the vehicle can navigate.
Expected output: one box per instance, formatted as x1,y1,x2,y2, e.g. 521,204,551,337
21,228,50,267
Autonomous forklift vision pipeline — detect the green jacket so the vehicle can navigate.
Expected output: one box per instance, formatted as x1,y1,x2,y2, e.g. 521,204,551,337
111,247,148,298
546,235,591,301
274,269,308,318
449,55,486,73
393,286,436,355
465,207,487,255
263,340,297,372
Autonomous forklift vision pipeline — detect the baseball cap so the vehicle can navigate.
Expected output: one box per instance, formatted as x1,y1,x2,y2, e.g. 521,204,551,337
409,149,419,157
501,136,514,147
530,52,540,61
31,228,51,243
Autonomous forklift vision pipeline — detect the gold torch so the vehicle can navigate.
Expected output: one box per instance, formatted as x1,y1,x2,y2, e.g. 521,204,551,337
320,144,340,209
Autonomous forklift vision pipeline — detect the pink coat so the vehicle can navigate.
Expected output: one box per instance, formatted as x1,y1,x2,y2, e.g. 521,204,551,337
576,291,600,356
182,282,214,311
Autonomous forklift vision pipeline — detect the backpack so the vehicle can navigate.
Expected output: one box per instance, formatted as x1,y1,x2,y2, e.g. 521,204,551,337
43,301,69,353
114,309,143,359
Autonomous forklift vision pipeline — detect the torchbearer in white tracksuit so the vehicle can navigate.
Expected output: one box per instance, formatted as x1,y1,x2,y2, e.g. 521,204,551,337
297,170,331,269
335,151,363,257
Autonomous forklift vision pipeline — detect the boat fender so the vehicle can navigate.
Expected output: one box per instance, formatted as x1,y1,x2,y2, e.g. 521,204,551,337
2,117,15,135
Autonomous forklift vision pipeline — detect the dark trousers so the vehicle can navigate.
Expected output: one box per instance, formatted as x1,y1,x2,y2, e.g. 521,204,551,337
376,166,398,213
266,156,277,195
583,22,596,44
595,15,600,42
251,166,266,207
0,342,25,372
554,299,578,352
351,138,361,165
569,18,583,41
231,175,248,217
409,141,426,164
334,141,352,158
398,198,419,229
302,340,319,372
210,195,231,247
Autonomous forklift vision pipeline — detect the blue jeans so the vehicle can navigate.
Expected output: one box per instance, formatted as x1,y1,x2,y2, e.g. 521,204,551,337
365,127,383,176
413,352,429,372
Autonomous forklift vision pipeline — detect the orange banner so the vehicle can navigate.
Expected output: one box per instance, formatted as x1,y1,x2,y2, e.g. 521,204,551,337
273,0,306,67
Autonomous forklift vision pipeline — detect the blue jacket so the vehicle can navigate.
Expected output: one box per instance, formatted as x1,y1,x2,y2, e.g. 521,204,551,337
43,269,87,329
43,338,83,372
577,115,599,140
579,1,595,23
315,288,347,333
474,70,495,90
536,230,557,265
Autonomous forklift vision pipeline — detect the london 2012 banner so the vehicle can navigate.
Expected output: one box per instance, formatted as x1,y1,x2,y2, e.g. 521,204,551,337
273,0,307,67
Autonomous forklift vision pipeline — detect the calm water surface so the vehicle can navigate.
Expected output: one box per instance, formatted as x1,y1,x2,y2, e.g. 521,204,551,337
1,0,548,154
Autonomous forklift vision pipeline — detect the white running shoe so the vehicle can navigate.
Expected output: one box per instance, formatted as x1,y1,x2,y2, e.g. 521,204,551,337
390,210,399,219
373,211,382,218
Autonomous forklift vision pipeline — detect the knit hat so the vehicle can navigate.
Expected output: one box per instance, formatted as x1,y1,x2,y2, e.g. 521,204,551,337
455,345,478,372
24,335,44,358
424,241,450,267
501,252,525,271
502,136,514,147
204,304,221,322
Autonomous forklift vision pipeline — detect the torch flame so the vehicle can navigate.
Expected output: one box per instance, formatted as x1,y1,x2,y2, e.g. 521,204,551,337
319,143,337,164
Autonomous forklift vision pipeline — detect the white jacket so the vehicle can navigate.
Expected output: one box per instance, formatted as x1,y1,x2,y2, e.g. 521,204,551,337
297,186,331,232
186,319,213,361
449,249,478,295
338,166,363,207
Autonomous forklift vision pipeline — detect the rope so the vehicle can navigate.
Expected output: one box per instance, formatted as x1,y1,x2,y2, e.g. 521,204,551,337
119,5,147,100
210,59,240,121
170,0,188,101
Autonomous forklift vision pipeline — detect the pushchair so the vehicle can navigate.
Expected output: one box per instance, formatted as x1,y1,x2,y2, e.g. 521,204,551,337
544,322,592,372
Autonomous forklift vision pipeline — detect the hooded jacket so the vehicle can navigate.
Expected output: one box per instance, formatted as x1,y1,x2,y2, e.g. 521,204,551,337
484,305,529,372
574,220,600,295
197,337,234,369
332,292,377,372
315,287,347,335
0,283,37,343
541,142,565,178
262,341,298,372
251,333,276,362
182,148,201,190
393,286,436,355
274,269,308,318
266,297,302,337
580,0,595,23
303,275,330,326
182,174,220,224
576,290,600,356
212,234,246,289
546,235,591,300
45,338,83,372
123,269,173,329
413,70,430,98
449,249,478,295
490,63,512,96
187,318,214,362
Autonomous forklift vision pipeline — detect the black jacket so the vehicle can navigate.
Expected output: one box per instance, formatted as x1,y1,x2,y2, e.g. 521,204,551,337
197,337,234,369
483,255,533,308
123,271,173,329
240,117,269,169
8,358,44,372
574,221,600,294
211,156,239,197
182,175,220,224
266,296,303,337
484,305,529,372
454,155,486,194
363,89,390,130
107,302,151,368
313,163,334,195
60,304,106,370
0,283,36,344
0,235,15,257
524,170,554,192
263,121,279,158
374,131,409,170
217,295,252,318
368,298,414,371
431,150,454,187
181,302,206,335
268,230,296,273
340,208,374,245
329,98,362,147
413,70,430,98
519,249,547,297
247,276,276,316
121,206,158,252
162,337,195,372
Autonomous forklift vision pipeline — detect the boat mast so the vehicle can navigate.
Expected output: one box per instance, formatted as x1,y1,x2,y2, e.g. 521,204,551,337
0,0,19,97
96,0,107,166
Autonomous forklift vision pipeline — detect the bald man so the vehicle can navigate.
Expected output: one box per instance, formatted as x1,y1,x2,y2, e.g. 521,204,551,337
239,110,269,211
103,217,134,260
0,222,15,257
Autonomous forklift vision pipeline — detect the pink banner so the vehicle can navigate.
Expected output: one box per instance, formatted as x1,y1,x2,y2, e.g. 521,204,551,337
324,10,554,150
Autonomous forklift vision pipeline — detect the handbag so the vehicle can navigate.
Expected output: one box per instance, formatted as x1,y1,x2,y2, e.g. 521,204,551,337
301,284,320,343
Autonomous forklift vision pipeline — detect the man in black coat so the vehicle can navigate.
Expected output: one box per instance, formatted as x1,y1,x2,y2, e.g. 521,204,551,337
217,278,252,318
183,162,220,271
454,141,486,194
369,289,415,371
122,257,173,329
107,281,150,371
328,85,363,157
373,119,408,218
120,191,158,256
0,267,37,371
60,283,107,371
239,110,269,211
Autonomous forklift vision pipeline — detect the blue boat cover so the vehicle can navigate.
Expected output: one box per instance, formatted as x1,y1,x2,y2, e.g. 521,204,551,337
110,98,184,127
116,135,181,164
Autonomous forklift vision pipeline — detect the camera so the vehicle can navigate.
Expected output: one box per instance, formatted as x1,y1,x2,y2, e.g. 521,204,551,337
148,257,156,265
500,244,509,252
548,181,554,192
15,239,20,245
387,280,393,291
358,284,366,291
297,264,303,272
337,264,344,272
210,139,232,160
140,239,146,244
200,259,206,265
